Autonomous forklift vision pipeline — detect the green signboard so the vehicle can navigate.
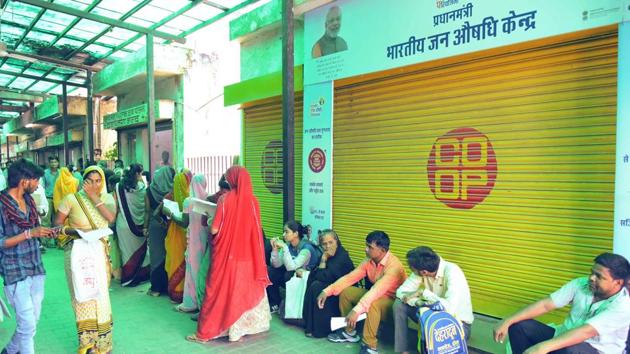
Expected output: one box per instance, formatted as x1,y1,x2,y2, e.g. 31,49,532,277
35,96,60,121
103,102,165,130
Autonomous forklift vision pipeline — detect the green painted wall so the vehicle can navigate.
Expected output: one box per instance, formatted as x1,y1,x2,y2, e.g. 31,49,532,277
229,0,305,82
229,0,309,40
93,49,146,94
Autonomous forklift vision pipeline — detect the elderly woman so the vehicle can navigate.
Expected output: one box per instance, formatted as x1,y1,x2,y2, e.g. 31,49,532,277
303,229,354,338
55,165,117,354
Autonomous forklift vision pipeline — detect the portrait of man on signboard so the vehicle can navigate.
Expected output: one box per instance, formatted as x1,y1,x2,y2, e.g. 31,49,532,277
312,6,348,58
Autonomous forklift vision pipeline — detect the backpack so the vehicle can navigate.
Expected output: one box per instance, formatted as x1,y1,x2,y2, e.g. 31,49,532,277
417,302,468,354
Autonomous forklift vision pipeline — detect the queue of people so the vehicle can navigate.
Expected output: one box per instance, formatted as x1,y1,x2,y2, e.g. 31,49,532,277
0,157,629,354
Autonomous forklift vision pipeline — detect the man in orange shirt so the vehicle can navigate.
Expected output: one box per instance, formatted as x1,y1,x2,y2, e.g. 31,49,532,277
317,231,407,354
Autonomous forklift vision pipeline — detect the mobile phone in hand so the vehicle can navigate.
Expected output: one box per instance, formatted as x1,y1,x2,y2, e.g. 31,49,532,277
51,226,63,238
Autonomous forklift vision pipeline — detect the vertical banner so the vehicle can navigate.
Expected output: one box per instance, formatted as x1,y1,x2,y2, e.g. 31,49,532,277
614,21,630,259
302,81,333,242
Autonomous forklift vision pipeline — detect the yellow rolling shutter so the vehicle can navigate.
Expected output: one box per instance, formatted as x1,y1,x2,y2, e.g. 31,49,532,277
333,27,617,321
243,96,303,237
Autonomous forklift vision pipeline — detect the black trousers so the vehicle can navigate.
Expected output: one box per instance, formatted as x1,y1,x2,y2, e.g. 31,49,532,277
266,265,294,307
509,320,598,354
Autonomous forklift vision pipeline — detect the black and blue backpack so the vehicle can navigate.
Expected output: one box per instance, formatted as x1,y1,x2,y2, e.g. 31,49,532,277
417,302,468,354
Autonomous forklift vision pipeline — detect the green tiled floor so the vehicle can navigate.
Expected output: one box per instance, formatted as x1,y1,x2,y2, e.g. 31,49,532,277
1,249,485,353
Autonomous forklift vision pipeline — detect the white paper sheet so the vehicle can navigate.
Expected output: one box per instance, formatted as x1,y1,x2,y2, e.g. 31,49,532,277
76,228,113,243
190,198,216,218
330,313,367,331
162,199,180,216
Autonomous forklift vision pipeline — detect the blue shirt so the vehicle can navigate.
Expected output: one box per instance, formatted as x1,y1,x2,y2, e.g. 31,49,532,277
43,168,59,198
0,190,45,285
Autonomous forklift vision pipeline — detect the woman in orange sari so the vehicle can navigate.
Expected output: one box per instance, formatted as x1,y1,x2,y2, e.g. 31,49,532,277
164,169,192,303
187,166,271,343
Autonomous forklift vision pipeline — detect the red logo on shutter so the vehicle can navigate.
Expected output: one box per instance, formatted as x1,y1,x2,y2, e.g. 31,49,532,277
261,140,283,194
427,128,497,209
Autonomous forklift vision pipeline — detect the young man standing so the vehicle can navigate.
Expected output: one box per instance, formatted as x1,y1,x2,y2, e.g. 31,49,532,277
494,252,630,354
318,231,407,354
0,159,53,354
41,156,59,228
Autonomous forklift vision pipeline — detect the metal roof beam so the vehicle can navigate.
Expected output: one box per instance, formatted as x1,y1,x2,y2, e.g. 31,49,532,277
6,50,100,72
99,0,203,61
202,1,229,11
0,69,87,87
0,104,29,112
179,0,261,39
0,90,45,102
13,0,187,44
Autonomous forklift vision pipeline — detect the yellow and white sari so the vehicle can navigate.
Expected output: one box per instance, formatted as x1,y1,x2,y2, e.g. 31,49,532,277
58,166,116,354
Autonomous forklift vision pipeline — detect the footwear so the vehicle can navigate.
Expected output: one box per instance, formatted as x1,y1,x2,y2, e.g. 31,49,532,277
358,343,378,354
146,289,160,297
191,313,199,322
327,329,360,343
270,304,280,314
185,334,209,344
304,332,313,338
174,304,198,313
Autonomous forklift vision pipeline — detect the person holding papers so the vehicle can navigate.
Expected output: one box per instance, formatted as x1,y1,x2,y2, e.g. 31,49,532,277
163,174,210,313
55,165,117,354
162,169,192,304
318,231,407,354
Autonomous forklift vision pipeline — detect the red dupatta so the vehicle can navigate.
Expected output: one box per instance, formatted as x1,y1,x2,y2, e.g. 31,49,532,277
196,166,270,340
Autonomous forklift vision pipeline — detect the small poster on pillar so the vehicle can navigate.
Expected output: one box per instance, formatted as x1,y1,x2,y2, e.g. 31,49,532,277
302,81,334,243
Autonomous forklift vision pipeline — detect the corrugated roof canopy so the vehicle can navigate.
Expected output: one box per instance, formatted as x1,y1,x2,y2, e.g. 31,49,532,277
0,0,255,122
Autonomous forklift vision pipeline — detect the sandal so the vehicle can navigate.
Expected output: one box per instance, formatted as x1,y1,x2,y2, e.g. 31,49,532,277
146,289,161,297
186,334,210,344
174,304,198,313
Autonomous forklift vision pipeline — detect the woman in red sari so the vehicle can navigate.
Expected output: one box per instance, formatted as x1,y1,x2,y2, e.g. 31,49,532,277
187,166,271,343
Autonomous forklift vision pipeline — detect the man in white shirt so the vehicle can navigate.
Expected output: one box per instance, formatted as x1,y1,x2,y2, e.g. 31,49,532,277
493,252,630,354
394,246,473,353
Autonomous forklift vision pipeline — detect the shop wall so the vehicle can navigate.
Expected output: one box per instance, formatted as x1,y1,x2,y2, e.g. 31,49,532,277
243,96,303,237
239,23,304,81
182,16,242,161
332,28,617,322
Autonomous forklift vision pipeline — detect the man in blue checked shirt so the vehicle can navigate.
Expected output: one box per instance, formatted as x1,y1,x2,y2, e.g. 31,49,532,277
0,159,54,354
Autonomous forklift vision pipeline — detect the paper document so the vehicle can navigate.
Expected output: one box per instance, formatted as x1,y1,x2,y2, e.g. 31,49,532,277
330,313,367,331
162,199,181,215
76,228,113,242
190,198,216,218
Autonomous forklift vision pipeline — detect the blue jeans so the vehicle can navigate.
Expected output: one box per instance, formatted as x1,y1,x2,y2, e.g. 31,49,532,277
3,275,45,354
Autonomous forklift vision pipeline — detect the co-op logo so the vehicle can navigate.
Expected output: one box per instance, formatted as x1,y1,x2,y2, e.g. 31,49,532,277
261,140,283,194
427,127,497,209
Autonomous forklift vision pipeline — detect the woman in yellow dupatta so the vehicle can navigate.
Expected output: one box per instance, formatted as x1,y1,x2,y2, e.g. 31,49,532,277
53,167,79,212
55,166,117,354
164,169,192,303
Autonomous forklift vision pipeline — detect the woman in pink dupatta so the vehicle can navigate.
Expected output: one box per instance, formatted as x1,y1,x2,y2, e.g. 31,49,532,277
167,174,209,312
187,166,271,343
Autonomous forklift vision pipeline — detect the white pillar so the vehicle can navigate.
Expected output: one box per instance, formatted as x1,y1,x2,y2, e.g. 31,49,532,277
613,21,630,259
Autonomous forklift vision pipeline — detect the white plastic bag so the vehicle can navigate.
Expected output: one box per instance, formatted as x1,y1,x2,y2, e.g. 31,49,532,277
71,239,107,303
284,271,310,319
